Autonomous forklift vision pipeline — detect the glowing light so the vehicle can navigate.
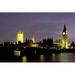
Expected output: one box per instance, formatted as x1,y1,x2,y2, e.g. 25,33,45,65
22,56,27,62
62,32,65,35
52,54,56,61
61,39,68,48
24,47,26,49
62,32,67,35
31,36,36,43
16,32,24,44
14,50,21,56
52,53,55,57
31,43,38,47
40,55,44,62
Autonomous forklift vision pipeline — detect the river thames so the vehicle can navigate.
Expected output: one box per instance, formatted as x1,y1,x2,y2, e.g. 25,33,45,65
21,53,75,62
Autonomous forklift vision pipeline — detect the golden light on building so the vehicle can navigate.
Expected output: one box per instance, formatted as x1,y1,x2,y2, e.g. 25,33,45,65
31,36,36,43
16,32,24,44
31,43,38,47
31,36,38,47
61,25,68,49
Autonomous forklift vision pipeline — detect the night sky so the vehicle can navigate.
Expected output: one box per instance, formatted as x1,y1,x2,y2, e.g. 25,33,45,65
0,13,75,43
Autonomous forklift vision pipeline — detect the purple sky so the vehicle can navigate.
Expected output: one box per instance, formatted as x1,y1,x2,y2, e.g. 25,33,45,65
0,13,75,43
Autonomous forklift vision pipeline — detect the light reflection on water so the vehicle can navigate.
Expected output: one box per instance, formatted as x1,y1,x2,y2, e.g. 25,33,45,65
52,54,56,62
58,53,70,62
21,53,75,62
40,55,44,62
58,53,75,62
22,56,27,62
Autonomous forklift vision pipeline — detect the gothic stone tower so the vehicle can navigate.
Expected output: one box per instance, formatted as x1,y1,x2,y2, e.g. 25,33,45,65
61,25,68,49
16,32,24,44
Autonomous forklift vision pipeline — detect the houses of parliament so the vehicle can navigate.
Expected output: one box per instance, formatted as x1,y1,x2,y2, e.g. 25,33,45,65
16,25,69,49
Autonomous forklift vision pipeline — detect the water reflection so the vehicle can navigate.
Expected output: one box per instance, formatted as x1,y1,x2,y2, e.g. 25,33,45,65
22,56,27,62
40,55,44,62
58,53,69,62
68,53,75,61
52,54,55,57
51,54,56,62
21,53,75,62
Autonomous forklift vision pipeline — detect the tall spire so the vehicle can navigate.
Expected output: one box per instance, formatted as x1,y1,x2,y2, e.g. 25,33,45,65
63,25,66,32
61,25,68,49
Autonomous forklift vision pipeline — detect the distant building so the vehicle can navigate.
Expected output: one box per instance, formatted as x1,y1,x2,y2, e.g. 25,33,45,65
54,39,61,48
30,36,38,47
61,25,68,48
31,36,36,43
16,32,24,44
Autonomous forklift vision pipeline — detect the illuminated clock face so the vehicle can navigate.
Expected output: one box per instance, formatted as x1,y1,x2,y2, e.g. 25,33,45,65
62,32,67,35
63,32,65,35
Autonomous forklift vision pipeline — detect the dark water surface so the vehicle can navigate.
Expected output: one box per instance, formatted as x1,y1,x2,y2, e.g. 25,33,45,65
21,53,75,62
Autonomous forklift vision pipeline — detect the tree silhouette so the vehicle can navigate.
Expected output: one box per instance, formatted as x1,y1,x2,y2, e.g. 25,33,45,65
42,38,53,48
70,41,75,48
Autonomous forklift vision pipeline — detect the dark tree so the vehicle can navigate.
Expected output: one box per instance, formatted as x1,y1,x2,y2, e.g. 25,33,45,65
4,42,10,46
42,38,53,48
70,41,75,48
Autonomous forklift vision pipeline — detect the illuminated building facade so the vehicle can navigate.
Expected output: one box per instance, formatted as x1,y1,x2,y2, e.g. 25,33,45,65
61,25,68,48
31,36,36,43
31,36,38,47
16,32,24,44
